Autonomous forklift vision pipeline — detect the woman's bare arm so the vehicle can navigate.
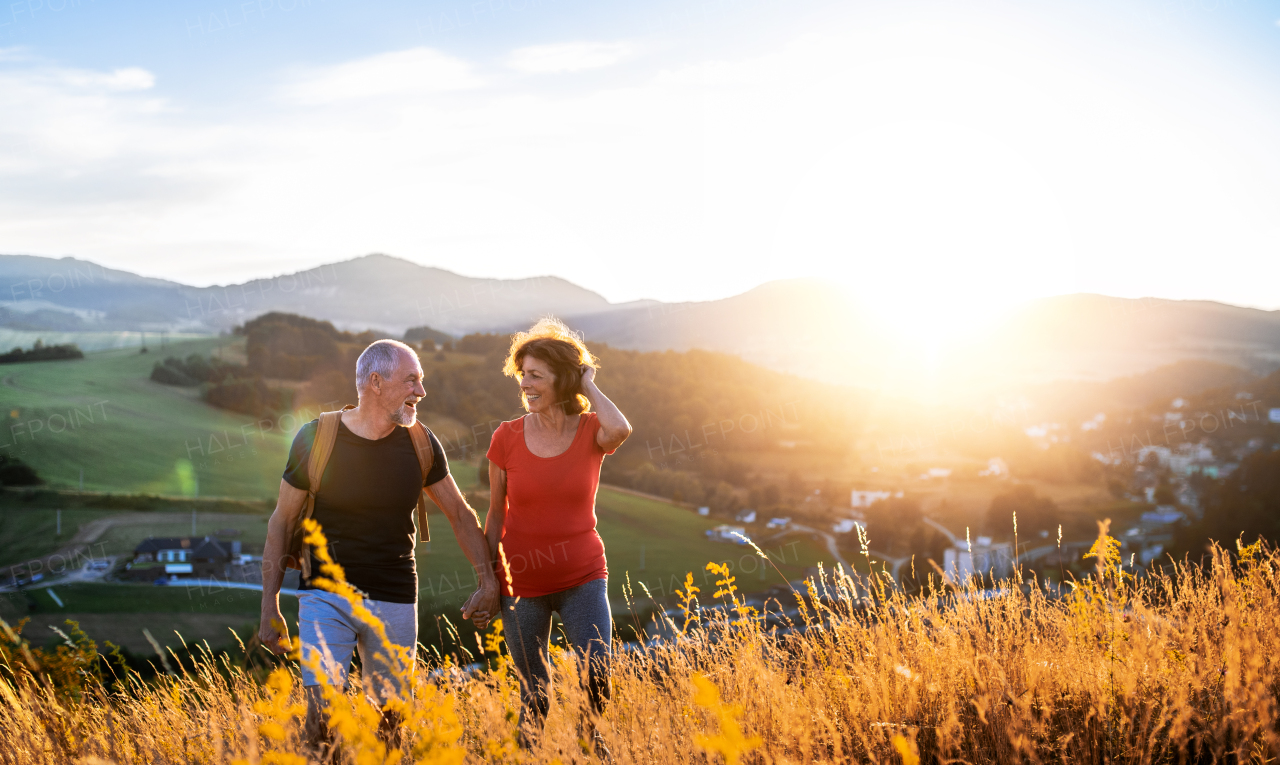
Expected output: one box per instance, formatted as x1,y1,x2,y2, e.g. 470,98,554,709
485,461,508,578
581,366,631,452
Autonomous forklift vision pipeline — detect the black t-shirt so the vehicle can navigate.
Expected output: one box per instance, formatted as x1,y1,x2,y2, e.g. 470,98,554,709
283,418,449,603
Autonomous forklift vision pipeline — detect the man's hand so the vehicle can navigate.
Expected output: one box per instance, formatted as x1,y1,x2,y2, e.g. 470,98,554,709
261,480,306,656
259,609,292,655
462,582,500,630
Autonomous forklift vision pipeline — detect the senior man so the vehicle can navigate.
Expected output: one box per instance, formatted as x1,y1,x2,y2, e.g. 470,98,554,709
258,339,498,744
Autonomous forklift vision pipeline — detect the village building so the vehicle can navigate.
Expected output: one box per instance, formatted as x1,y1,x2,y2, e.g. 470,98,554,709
123,536,241,581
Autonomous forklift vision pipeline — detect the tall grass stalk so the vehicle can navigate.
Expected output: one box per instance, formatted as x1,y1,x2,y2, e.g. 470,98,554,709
1,521,1279,763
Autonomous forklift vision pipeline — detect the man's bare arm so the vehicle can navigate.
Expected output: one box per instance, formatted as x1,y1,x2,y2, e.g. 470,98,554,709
259,479,307,654
424,475,500,626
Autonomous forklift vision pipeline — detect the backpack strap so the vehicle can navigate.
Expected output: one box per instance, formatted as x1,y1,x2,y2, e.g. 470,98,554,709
407,421,436,544
293,405,353,579
409,419,440,544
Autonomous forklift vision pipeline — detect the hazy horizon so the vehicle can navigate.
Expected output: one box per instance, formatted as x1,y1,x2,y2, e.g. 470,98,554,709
7,250,1280,319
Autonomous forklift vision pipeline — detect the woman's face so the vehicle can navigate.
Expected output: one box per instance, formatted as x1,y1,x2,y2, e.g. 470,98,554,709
518,355,557,414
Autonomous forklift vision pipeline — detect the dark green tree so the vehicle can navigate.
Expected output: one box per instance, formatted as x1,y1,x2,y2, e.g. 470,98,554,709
1174,448,1280,558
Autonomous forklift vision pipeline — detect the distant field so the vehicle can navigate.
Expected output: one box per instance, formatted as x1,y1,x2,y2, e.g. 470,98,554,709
0,508,119,567
0,507,275,567
414,486,829,615
2,337,295,497
0,484,815,652
93,512,271,557
0,329,209,354
17,612,269,654
0,583,298,653
3,581,279,616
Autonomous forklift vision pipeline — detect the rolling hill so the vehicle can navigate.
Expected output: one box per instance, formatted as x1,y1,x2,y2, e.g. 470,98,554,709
4,253,1279,395
0,253,627,336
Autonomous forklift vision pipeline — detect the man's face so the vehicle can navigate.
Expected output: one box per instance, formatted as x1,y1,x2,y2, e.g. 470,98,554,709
372,350,426,426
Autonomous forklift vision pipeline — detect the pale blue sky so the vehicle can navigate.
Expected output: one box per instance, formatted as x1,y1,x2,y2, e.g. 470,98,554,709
2,0,1279,330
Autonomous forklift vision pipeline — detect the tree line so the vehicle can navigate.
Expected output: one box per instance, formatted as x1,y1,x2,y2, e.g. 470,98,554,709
0,340,82,364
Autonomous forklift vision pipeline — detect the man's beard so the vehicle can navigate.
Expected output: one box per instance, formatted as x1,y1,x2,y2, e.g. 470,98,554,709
391,403,418,427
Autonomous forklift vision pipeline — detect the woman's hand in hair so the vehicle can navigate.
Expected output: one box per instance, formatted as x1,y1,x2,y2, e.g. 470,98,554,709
579,364,632,452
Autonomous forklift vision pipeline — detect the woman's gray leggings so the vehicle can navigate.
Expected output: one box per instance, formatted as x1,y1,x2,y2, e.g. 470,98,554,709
501,577,612,724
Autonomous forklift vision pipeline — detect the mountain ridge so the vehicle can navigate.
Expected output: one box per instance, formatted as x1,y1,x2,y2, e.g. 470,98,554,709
3,252,1279,393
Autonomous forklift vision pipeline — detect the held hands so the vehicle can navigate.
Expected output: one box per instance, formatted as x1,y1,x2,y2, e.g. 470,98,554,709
462,582,500,630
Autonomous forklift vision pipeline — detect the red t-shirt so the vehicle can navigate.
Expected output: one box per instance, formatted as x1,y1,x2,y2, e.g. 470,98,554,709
486,412,614,597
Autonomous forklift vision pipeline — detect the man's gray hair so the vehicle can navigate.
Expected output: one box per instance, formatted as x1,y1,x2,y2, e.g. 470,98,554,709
355,339,416,395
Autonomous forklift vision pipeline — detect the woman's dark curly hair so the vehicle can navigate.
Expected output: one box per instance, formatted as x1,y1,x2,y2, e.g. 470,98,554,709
503,317,598,415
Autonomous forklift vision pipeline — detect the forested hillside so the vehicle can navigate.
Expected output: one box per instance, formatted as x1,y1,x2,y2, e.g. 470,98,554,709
154,314,866,470
417,331,862,462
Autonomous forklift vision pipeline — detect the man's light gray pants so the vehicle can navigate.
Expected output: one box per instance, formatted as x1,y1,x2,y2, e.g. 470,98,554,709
298,590,418,703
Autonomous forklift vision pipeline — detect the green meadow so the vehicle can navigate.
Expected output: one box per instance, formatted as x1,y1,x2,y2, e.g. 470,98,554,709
416,487,828,612
0,508,119,567
1,338,293,498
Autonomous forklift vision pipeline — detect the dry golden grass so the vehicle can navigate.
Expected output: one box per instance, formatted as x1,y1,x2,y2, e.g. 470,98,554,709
2,520,1279,764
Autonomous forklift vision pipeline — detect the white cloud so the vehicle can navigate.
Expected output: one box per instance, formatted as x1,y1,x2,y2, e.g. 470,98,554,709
0,63,171,172
59,67,155,91
280,47,483,105
507,42,635,74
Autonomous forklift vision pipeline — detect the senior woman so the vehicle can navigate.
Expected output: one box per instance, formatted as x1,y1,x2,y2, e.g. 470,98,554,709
483,317,631,743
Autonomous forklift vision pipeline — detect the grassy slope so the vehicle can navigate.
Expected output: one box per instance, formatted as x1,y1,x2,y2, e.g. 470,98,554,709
0,508,119,567
92,512,271,558
2,338,293,498
416,486,829,612
5,582,294,617
1,583,299,653
0,508,276,568
3,487,819,652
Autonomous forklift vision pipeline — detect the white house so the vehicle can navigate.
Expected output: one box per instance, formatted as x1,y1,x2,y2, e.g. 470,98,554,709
1141,507,1184,529
1180,442,1215,461
766,517,791,530
979,458,1008,477
1270,408,1280,424
922,518,1013,582
943,538,1013,582
697,506,710,516
851,490,892,508
832,519,861,534
706,525,748,544
734,509,757,523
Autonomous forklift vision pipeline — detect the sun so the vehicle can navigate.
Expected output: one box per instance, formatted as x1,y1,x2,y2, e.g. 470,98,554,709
775,119,1079,368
